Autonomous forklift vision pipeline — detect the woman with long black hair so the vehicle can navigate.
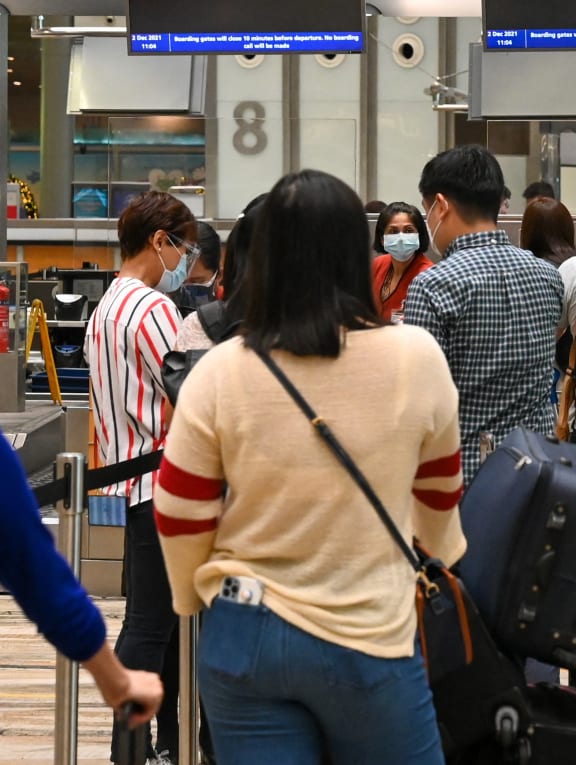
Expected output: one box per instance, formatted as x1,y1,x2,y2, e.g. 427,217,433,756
155,170,466,765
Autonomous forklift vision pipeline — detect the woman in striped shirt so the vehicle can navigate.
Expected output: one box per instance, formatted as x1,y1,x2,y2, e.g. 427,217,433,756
85,191,197,765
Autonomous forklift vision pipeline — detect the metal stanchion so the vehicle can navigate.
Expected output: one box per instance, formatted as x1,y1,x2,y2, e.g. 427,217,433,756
53,452,86,765
179,614,201,765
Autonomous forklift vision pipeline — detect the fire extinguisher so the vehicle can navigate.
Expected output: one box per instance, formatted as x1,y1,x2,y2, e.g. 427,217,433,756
0,281,10,353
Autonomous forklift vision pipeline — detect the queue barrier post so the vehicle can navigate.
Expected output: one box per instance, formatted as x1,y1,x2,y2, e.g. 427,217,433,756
53,452,86,765
179,614,201,765
40,449,201,765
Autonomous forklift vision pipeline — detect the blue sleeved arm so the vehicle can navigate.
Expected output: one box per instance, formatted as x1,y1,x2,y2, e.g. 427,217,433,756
0,433,106,662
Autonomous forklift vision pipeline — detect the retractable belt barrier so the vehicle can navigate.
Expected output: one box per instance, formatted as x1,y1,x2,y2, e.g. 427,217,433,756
33,449,164,508
38,451,200,765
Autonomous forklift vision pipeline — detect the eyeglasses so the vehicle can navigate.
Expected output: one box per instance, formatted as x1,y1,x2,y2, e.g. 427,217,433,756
168,233,201,259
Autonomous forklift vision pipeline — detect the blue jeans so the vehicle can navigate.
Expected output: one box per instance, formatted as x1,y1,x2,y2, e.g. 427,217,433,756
198,597,445,765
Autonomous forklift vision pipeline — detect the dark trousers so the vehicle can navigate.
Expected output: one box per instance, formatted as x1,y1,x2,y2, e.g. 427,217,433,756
110,500,179,764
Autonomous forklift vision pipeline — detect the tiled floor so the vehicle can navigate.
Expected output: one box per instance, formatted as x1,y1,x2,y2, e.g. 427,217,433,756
1,591,572,764
0,595,124,764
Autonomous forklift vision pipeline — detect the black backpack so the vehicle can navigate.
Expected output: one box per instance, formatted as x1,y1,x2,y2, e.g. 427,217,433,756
161,301,239,406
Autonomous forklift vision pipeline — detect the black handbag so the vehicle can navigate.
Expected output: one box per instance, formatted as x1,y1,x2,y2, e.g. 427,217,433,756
161,348,209,407
255,349,474,685
161,301,240,407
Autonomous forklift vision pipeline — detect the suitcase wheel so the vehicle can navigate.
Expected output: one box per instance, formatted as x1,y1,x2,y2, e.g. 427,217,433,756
495,706,520,749
517,737,531,765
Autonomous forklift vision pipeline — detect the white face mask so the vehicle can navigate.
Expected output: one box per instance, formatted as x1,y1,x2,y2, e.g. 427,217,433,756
383,232,420,262
192,270,218,289
425,200,443,258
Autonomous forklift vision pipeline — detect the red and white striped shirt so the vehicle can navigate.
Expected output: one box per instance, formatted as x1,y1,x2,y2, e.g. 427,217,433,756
84,277,181,506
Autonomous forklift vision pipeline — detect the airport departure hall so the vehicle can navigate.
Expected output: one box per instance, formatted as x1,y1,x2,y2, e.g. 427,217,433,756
2,0,576,763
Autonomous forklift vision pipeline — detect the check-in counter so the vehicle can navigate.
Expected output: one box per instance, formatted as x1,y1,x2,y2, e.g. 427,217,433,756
6,218,236,274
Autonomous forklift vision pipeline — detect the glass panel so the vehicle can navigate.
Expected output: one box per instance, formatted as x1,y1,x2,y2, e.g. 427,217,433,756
70,115,358,221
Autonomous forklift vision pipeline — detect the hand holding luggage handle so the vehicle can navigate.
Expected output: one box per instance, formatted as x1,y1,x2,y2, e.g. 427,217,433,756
256,349,473,682
116,702,146,765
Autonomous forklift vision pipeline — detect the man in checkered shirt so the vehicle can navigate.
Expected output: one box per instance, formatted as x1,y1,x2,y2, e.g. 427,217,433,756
404,145,563,486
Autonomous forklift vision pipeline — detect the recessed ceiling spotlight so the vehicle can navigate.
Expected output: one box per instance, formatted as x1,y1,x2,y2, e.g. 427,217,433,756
13,81,22,86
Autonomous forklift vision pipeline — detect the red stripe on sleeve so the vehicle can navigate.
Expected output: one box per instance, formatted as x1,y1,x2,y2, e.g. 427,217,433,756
154,508,218,537
412,485,463,511
140,323,163,366
415,450,461,480
158,457,224,500
161,301,180,333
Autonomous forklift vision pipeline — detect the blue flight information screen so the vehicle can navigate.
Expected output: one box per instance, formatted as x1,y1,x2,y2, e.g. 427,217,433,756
485,28,576,50
129,31,364,55
483,0,576,51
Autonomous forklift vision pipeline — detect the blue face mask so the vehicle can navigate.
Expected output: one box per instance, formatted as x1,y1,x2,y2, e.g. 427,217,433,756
155,236,194,293
383,232,420,262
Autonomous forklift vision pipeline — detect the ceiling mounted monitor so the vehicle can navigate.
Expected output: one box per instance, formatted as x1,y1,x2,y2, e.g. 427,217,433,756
483,0,576,51
67,37,206,114
127,0,366,55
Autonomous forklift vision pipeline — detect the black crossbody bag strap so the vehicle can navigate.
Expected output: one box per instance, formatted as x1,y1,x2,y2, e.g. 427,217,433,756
256,350,421,574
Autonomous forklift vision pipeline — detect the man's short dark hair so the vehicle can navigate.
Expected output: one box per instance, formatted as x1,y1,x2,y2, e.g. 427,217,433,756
117,190,196,260
522,181,555,202
418,144,504,224
364,199,387,214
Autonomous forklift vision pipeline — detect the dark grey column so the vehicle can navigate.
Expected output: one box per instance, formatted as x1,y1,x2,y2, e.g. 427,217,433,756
438,18,457,152
0,5,8,254
282,54,299,175
360,14,379,203
203,55,218,219
39,16,73,218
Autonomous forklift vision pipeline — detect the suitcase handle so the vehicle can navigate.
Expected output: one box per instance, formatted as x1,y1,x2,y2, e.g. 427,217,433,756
117,702,146,765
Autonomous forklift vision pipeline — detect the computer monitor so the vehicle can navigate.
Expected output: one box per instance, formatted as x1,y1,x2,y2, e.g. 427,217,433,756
127,0,366,55
57,270,118,317
483,0,576,51
110,182,150,218
72,183,108,218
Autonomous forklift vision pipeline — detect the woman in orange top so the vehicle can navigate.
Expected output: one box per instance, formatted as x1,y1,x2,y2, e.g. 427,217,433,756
372,202,434,322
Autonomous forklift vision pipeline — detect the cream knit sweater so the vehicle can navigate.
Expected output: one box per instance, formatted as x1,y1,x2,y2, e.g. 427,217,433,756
154,324,466,658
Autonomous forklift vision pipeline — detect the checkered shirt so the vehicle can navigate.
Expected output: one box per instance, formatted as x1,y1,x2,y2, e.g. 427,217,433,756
404,230,563,486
